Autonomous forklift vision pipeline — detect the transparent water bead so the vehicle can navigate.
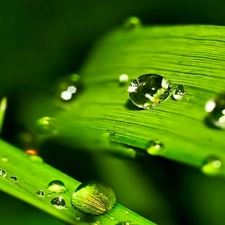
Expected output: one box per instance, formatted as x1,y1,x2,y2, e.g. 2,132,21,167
36,190,45,198
47,180,66,193
119,74,129,84
128,74,171,109
123,17,142,30
50,196,66,209
205,93,225,129
71,181,116,215
1,157,8,162
201,156,222,176
36,117,57,135
147,140,164,155
172,85,186,100
10,176,18,183
0,169,7,177
116,222,137,225
30,155,44,163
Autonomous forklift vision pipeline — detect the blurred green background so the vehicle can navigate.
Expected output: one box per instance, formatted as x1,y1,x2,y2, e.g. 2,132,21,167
1,0,225,225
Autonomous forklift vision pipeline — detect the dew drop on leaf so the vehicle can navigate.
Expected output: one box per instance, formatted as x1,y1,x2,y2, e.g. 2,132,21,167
116,222,137,225
75,215,80,221
0,169,7,178
147,140,164,155
1,157,8,162
172,84,186,100
36,190,45,198
9,176,18,183
201,156,222,176
36,117,57,135
71,181,116,215
205,93,225,129
50,196,66,209
119,74,129,84
30,155,44,163
128,74,171,109
47,180,66,193
123,17,142,30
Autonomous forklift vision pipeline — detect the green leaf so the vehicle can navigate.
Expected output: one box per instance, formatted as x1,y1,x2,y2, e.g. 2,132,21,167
0,139,156,225
60,25,225,176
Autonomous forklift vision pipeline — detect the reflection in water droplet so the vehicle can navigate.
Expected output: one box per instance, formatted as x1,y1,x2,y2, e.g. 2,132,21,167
50,196,66,209
119,74,129,84
172,85,186,100
123,17,142,30
10,176,18,183
47,180,66,193
36,117,57,135
205,93,225,129
128,74,171,109
1,157,8,162
36,190,45,198
147,140,164,155
71,181,116,215
0,169,7,177
201,156,222,176
25,149,38,155
30,155,44,163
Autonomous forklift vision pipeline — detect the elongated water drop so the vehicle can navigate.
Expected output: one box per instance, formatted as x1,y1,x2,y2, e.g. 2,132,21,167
0,169,7,177
47,180,66,193
172,85,186,100
116,222,137,225
147,140,164,155
10,176,18,183
128,74,171,109
201,156,222,176
123,17,142,30
205,93,225,129
36,190,45,198
50,196,66,209
71,181,116,215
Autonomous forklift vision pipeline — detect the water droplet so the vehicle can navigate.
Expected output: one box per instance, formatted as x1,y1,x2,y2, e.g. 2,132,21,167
10,176,18,183
201,156,222,176
147,140,164,155
119,74,129,84
128,74,171,109
36,117,57,135
124,211,129,214
71,181,116,215
36,190,45,198
110,217,115,220
172,84,186,100
25,149,38,155
30,155,44,163
116,222,137,225
205,93,225,129
0,169,7,177
1,157,8,162
75,215,80,221
47,193,52,197
47,180,66,193
50,196,66,209
123,17,142,30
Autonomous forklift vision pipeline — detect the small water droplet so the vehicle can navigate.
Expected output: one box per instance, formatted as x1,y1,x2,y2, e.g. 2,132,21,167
36,190,45,198
205,93,225,129
0,169,7,177
25,149,38,155
119,74,129,84
116,222,137,225
128,74,171,109
36,117,57,135
110,217,115,220
201,156,222,176
47,180,66,193
124,211,129,214
10,176,18,183
1,157,8,162
147,140,164,155
123,17,142,30
75,215,80,221
71,181,116,215
172,85,186,100
47,193,52,197
50,196,66,209
30,155,44,163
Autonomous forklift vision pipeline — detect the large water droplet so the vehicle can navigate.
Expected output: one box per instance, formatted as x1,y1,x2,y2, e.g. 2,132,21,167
36,117,57,135
147,140,164,155
47,180,66,193
116,222,137,225
205,93,225,129
50,196,66,209
172,85,186,100
119,74,129,84
71,181,116,215
10,176,18,183
0,169,7,177
123,17,142,30
201,156,222,176
36,190,45,198
128,74,171,109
